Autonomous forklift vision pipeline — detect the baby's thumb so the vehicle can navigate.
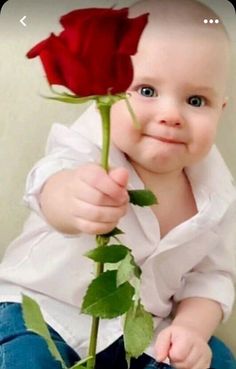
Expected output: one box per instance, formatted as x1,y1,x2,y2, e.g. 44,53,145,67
109,167,129,188
155,329,172,363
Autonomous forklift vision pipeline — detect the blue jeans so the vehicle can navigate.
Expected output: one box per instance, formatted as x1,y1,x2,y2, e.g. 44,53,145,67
0,302,235,369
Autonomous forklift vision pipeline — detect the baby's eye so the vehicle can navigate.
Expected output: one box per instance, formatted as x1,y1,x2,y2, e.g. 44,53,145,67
138,86,157,97
188,95,206,107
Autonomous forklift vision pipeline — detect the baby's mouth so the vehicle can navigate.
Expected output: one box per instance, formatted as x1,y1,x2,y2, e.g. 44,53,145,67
145,134,185,145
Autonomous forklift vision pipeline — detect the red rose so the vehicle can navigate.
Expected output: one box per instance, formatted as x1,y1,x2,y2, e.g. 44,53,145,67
27,8,148,97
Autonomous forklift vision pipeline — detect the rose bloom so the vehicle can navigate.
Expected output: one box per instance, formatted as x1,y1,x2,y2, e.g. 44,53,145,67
27,8,148,96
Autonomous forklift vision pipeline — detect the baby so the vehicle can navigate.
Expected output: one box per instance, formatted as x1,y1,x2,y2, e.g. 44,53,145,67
0,0,236,369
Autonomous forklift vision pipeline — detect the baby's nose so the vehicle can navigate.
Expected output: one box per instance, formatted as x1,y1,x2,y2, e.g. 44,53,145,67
157,101,183,127
160,117,181,127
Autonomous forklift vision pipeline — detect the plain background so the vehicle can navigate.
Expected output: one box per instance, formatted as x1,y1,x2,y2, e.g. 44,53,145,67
0,0,235,351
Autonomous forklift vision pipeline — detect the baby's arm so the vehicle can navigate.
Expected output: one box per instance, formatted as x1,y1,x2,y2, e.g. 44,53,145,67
155,201,236,369
172,296,222,340
24,106,130,235
39,164,129,235
155,297,222,369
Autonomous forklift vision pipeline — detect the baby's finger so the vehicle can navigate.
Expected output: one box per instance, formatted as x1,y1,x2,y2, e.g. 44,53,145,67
169,338,193,364
72,179,127,207
109,167,129,188
72,217,117,235
72,199,128,223
155,329,172,363
79,165,128,202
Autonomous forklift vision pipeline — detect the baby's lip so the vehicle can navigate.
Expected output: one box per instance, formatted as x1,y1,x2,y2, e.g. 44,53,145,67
146,134,185,144
157,136,184,144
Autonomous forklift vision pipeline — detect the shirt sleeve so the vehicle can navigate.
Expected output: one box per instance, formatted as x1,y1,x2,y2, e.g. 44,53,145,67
173,201,236,322
23,110,102,216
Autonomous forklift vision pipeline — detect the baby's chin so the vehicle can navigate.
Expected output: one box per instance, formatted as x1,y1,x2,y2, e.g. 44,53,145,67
127,151,187,175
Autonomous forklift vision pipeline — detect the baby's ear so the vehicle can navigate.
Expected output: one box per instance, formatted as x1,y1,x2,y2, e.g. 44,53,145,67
222,96,228,110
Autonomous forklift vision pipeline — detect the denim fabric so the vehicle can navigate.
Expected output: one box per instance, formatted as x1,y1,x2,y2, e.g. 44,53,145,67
0,302,236,369
0,302,79,369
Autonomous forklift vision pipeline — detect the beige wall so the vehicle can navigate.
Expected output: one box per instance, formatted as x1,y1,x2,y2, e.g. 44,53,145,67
0,0,235,254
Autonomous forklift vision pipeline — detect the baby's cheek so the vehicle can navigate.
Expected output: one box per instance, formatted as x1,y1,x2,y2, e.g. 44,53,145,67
201,125,217,148
190,131,215,161
111,103,138,136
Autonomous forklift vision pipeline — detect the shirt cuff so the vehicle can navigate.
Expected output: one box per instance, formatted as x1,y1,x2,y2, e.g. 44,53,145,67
23,159,79,216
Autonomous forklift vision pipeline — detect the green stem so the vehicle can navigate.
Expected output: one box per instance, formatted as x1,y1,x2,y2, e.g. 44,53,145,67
99,102,111,170
86,259,103,369
86,99,111,369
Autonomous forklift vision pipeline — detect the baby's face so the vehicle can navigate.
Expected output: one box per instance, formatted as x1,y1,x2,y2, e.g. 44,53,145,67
111,24,229,175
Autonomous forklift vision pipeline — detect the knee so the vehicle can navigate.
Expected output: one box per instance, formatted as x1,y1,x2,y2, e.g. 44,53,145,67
0,333,63,369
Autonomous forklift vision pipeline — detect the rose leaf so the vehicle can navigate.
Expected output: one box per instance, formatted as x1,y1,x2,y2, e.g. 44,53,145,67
81,270,134,318
22,295,67,369
117,251,142,286
124,300,154,358
85,244,129,263
128,189,158,206
102,227,124,237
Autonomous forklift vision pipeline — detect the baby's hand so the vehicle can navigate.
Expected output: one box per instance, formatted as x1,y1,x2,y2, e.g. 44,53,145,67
155,325,212,369
39,164,129,235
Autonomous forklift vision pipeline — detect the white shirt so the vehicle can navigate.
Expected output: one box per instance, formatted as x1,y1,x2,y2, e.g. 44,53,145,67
0,104,236,359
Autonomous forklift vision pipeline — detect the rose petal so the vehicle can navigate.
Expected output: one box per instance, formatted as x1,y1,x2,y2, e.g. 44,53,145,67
26,37,50,59
27,7,149,96
111,54,134,94
34,34,93,95
119,13,149,54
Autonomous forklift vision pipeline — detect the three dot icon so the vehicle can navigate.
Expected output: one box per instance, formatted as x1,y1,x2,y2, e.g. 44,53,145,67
204,19,219,24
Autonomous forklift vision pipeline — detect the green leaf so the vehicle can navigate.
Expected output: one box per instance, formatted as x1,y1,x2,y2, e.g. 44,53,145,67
102,227,124,238
117,253,135,286
48,86,97,101
124,300,154,358
117,251,142,286
22,295,67,369
128,189,157,207
81,270,134,318
85,244,129,263
41,95,96,104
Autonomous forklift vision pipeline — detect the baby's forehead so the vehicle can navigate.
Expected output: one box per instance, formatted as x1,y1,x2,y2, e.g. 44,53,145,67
129,0,230,91
129,0,230,45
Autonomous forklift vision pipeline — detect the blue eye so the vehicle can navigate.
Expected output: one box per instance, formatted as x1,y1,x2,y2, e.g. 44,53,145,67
188,96,205,107
138,86,157,97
